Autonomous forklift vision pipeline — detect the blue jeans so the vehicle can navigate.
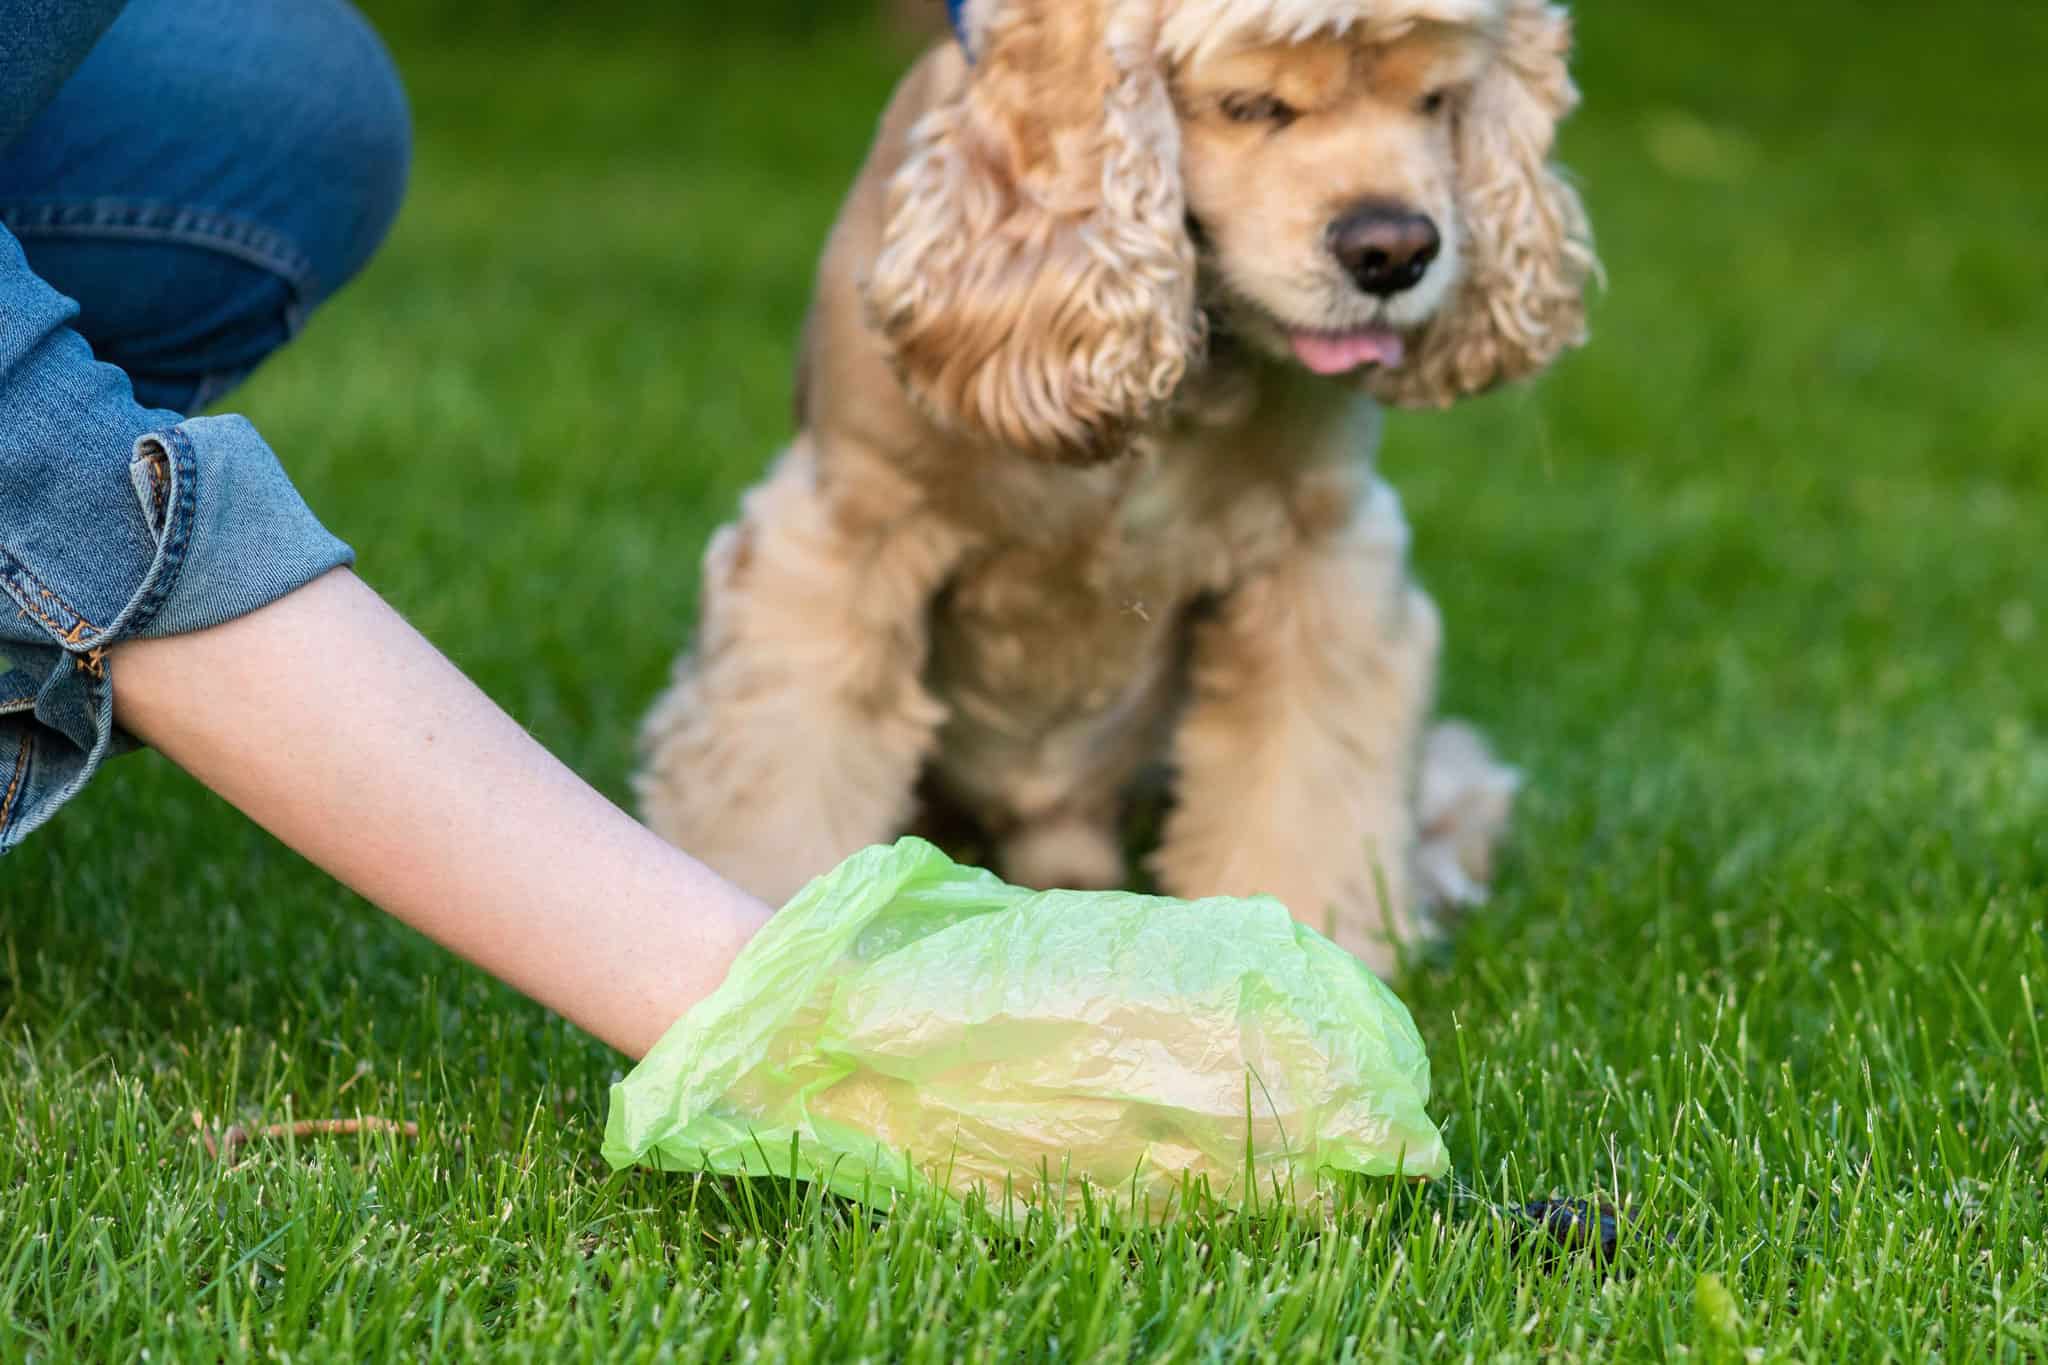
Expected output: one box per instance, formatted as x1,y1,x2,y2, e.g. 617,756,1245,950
1,0,410,413
0,0,408,851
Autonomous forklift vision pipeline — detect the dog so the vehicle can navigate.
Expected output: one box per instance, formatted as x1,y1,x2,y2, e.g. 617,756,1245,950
637,0,1596,974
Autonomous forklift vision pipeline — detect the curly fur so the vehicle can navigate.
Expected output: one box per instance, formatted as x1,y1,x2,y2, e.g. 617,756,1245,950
638,0,1598,975
1159,0,1500,61
867,0,1201,460
1367,0,1597,407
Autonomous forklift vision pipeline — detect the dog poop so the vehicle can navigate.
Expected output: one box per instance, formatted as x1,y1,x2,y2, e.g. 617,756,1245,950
1516,1198,1624,1265
604,837,1448,1221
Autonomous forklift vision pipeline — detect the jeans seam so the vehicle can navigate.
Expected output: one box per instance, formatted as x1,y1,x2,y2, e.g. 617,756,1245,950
0,196,320,317
0,561,98,647
0,732,30,838
117,428,200,641
0,426,196,651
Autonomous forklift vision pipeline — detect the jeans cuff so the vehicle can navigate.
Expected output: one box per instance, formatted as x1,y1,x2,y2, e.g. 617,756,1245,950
0,414,353,852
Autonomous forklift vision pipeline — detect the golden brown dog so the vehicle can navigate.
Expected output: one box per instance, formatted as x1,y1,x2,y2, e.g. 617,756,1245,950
638,0,1596,974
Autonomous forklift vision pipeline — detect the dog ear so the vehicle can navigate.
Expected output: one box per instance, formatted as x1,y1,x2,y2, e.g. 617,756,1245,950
864,0,1200,463
1373,0,1598,409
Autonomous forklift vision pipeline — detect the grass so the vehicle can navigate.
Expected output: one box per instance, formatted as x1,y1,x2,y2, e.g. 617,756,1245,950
4,0,2046,1357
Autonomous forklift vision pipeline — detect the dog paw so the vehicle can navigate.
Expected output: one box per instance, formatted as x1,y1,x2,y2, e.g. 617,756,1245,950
1414,720,1520,912
1001,817,1126,892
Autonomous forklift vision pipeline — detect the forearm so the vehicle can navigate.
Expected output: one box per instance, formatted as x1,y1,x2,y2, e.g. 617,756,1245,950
108,567,769,1058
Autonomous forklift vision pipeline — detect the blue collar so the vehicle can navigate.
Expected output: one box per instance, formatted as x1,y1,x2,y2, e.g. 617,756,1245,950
946,0,972,56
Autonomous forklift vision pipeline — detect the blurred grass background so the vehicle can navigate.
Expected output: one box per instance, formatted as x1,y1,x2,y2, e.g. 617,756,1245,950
3,0,2045,1357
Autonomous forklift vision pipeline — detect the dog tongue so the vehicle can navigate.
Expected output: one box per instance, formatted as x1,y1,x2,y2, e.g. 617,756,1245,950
1290,328,1406,376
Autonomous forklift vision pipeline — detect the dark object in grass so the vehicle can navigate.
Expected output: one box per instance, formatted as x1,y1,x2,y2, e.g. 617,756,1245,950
1516,1199,1622,1265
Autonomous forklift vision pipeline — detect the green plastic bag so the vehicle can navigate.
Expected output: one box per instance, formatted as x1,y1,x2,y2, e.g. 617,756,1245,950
603,839,1447,1218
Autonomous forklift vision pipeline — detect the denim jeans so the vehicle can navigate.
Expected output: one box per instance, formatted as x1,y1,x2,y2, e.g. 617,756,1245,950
0,0,410,852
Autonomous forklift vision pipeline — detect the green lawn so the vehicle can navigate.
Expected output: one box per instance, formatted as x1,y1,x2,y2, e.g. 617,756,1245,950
5,1,2046,1358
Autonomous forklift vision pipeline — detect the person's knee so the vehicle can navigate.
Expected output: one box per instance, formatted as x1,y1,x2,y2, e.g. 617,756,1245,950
303,3,414,299
221,0,414,305
0,0,412,411
17,0,413,306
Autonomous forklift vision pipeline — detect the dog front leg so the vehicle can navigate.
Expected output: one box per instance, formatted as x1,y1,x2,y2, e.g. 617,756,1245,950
636,437,970,905
1150,479,1444,977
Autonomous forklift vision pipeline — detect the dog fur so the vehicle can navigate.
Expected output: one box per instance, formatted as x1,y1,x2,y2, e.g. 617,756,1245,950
637,0,1595,974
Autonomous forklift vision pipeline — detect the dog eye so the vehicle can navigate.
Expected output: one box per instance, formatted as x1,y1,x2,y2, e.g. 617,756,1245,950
1418,89,1450,116
1221,93,1297,127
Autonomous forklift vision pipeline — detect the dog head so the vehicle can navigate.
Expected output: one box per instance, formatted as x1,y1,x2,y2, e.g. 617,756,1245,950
864,0,1598,459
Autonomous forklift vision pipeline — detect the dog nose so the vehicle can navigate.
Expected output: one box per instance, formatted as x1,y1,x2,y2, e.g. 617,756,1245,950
1329,203,1442,297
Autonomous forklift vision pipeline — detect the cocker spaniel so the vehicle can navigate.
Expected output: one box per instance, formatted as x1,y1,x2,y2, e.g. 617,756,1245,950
637,0,1597,974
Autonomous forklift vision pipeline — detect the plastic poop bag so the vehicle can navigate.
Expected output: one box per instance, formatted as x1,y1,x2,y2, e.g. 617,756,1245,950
603,838,1448,1218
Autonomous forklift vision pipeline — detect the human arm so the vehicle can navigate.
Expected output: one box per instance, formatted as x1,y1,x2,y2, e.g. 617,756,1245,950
1,214,763,1056
108,567,770,1058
